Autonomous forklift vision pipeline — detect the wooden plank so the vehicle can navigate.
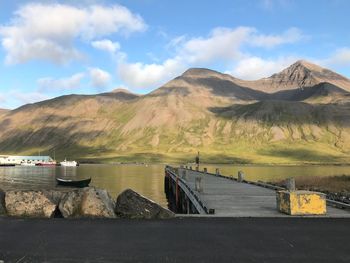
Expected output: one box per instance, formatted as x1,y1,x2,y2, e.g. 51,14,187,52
172,167,350,218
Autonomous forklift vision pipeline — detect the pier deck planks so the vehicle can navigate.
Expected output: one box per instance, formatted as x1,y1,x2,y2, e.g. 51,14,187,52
179,168,350,217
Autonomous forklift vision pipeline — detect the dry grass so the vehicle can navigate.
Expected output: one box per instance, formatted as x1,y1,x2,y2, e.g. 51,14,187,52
285,175,350,193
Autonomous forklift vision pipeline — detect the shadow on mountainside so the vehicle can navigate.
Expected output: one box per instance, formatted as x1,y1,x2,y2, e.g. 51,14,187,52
187,76,267,100
0,126,110,158
209,100,350,126
79,152,252,164
257,147,344,163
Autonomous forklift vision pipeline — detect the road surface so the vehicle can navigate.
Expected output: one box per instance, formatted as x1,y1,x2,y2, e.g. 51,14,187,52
0,217,349,262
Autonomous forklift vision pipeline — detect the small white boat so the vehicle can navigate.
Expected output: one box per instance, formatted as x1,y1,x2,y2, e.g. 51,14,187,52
60,159,78,167
21,161,36,166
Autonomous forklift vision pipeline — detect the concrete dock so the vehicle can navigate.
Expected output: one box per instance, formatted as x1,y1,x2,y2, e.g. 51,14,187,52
165,166,350,217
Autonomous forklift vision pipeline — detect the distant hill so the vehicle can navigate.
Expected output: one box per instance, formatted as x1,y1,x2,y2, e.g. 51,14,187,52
0,60,350,164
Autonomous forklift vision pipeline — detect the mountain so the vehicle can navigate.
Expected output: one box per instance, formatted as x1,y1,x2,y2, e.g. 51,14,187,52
235,60,350,93
0,60,350,164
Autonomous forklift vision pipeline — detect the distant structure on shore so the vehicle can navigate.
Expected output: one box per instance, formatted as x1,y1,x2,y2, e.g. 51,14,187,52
0,155,54,166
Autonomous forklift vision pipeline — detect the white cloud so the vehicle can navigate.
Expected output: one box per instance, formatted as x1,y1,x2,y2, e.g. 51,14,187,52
37,73,85,92
89,68,111,88
0,90,50,108
250,27,306,48
91,39,120,53
118,26,304,88
180,27,252,64
0,3,146,64
229,56,298,80
322,48,350,67
118,27,254,88
118,57,185,88
9,91,50,105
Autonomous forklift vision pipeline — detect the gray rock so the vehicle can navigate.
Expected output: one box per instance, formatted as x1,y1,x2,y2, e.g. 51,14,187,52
0,189,6,215
115,189,175,219
80,188,116,218
5,190,57,218
45,190,67,205
59,187,116,218
58,189,84,218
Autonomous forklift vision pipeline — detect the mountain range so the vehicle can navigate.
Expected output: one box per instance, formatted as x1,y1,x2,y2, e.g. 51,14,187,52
1,60,350,164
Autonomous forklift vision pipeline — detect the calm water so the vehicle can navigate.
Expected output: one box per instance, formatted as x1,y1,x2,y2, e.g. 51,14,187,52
0,164,349,208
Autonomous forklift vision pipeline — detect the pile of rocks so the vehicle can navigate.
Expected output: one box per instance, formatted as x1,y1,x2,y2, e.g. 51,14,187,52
0,188,174,219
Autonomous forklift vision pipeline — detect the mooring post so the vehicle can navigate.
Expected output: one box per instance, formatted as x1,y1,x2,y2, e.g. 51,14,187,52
238,171,245,182
215,168,220,176
286,178,296,191
195,177,203,192
203,167,207,173
181,169,187,180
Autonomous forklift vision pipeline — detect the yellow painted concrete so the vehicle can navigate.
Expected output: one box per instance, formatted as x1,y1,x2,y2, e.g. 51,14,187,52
276,190,326,215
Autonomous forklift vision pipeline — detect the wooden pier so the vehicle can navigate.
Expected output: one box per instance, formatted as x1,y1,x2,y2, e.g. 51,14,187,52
164,166,350,217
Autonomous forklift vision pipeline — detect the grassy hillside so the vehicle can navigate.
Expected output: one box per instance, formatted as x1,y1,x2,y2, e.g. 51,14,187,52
1,61,350,164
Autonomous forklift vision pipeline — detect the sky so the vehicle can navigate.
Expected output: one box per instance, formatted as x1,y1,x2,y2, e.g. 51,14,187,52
0,0,349,109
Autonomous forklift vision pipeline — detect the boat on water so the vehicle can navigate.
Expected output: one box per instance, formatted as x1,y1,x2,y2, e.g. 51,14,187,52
60,159,78,167
56,178,91,187
36,161,57,167
0,163,16,167
21,161,36,166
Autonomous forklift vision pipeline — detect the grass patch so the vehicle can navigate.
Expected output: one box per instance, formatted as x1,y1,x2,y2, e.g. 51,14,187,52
296,175,350,193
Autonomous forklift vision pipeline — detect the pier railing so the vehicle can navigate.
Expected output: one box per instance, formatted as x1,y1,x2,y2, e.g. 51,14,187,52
165,166,208,214
165,165,350,215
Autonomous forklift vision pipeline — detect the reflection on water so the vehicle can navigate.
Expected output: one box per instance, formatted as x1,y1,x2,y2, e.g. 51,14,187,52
0,164,349,208
0,164,167,207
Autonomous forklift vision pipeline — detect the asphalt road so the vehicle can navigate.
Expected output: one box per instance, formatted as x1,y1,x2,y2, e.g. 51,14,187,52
0,217,349,263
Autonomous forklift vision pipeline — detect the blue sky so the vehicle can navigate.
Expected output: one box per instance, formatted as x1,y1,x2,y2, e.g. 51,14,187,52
0,0,349,109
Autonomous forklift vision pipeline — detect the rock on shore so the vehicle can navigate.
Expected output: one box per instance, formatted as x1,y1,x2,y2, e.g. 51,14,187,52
5,190,57,218
1,187,173,219
59,188,116,218
115,189,175,219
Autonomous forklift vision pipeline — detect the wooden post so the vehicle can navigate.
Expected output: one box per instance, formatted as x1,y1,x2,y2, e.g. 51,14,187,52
195,177,203,192
186,198,190,214
182,169,187,180
286,178,296,191
215,168,220,176
238,171,244,182
203,167,207,173
176,176,179,207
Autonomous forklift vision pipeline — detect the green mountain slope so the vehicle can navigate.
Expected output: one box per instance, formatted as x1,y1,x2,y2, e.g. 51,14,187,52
1,61,350,164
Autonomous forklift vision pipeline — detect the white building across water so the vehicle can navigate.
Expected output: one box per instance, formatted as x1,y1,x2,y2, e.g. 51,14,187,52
0,155,54,165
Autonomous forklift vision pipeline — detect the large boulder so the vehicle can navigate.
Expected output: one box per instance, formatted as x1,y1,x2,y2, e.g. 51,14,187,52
5,190,57,218
0,189,6,215
59,187,116,218
80,188,116,218
58,189,84,218
115,189,175,219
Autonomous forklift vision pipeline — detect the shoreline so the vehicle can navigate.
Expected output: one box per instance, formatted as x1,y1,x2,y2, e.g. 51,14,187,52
78,161,350,167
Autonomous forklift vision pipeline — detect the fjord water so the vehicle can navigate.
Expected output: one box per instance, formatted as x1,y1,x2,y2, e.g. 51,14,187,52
0,164,349,208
